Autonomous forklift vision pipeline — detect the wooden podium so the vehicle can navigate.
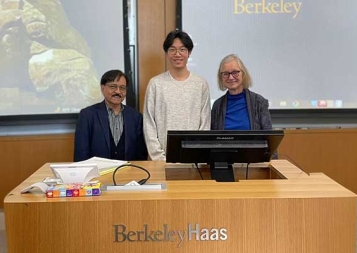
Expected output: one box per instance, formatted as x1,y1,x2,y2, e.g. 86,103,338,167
4,160,357,253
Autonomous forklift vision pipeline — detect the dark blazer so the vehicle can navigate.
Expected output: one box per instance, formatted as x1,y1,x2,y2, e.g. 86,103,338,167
211,89,273,131
74,101,147,162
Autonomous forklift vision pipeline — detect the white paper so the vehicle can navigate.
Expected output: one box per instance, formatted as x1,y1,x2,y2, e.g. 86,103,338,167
125,180,140,186
21,182,49,194
72,157,128,172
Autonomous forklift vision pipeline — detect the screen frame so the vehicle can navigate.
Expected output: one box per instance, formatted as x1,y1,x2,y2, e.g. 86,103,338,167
166,130,284,182
175,0,357,114
0,0,136,119
166,130,284,163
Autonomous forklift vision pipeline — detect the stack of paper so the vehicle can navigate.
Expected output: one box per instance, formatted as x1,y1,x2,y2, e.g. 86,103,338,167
72,157,128,175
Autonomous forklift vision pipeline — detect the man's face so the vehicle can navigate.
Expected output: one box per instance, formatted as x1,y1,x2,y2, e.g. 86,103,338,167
166,38,190,70
101,76,127,107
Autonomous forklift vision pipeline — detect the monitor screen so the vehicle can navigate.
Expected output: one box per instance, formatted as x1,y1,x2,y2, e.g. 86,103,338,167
178,0,357,109
166,130,284,182
0,0,126,116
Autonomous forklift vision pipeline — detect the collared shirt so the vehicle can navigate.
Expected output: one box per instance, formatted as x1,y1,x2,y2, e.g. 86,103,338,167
105,103,124,146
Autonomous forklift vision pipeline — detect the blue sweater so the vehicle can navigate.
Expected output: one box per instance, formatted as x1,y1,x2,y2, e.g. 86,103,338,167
224,91,251,130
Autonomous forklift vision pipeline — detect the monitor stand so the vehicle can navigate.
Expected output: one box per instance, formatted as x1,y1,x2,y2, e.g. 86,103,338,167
210,161,235,182
209,149,237,182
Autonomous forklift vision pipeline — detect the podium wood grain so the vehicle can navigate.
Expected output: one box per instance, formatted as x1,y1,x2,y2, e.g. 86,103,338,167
4,160,357,253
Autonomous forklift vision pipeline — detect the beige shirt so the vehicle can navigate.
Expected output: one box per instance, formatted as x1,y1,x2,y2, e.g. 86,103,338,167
143,71,211,160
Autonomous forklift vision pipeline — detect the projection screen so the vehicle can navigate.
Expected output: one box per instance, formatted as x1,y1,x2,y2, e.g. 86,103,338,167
0,0,125,116
179,0,357,109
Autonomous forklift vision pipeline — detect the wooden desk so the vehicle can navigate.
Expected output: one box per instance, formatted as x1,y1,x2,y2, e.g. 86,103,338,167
4,160,357,253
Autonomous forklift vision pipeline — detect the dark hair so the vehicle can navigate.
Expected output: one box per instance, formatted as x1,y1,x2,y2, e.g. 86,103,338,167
163,30,194,53
100,70,129,86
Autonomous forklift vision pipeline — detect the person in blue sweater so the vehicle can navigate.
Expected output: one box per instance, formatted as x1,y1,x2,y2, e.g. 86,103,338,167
211,54,273,131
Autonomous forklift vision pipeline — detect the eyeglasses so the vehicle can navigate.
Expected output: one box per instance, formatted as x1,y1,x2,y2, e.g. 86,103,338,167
167,47,188,55
106,84,127,92
220,70,241,79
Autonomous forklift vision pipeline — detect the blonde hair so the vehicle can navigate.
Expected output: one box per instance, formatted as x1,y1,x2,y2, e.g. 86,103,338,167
217,54,252,91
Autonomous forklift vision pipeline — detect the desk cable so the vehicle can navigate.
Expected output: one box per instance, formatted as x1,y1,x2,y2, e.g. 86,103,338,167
112,164,151,185
245,163,250,180
194,163,204,180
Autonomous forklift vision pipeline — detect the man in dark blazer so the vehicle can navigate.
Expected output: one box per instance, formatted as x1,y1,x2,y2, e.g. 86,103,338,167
74,70,147,162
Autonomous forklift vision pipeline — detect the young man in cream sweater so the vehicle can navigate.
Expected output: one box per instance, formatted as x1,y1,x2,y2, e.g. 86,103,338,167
143,30,211,161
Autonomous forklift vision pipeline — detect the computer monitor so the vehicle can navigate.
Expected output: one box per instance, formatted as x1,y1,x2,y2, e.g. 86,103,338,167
166,130,284,182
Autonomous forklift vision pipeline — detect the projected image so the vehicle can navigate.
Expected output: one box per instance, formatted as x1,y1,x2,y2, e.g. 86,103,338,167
180,0,357,109
0,0,125,115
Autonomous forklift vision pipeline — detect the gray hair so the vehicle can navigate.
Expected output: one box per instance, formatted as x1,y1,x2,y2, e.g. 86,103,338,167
217,54,252,91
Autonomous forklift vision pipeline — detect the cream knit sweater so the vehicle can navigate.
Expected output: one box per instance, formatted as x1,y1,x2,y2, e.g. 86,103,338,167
143,71,211,160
